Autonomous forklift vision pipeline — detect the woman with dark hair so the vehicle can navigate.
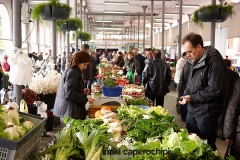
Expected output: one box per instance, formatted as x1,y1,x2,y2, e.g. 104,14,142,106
53,51,94,120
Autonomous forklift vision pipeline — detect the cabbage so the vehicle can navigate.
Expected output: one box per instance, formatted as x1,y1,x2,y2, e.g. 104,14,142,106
7,109,20,125
188,133,201,142
22,121,34,131
162,132,180,148
14,125,26,137
7,102,19,110
4,126,20,140
0,112,13,123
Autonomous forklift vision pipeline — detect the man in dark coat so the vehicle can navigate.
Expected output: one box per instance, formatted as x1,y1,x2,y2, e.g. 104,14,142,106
179,32,227,151
133,49,145,85
81,44,92,88
224,78,240,160
142,50,171,107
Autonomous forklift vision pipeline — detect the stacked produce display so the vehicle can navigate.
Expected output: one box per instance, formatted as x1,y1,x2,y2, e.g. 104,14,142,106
0,103,34,140
37,105,224,160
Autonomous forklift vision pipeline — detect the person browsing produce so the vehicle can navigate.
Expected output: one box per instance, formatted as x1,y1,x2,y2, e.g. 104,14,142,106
53,51,94,120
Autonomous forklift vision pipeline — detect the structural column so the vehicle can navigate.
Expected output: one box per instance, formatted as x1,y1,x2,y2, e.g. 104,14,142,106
161,0,165,58
178,0,183,58
150,0,154,48
37,21,40,54
51,19,57,64
142,6,147,50
138,15,140,48
75,0,78,53
12,0,22,105
80,0,83,46
66,0,70,62
210,0,216,47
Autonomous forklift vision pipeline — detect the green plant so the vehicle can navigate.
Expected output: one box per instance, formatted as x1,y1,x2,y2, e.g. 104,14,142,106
73,30,91,41
31,0,72,22
57,18,83,31
192,2,235,28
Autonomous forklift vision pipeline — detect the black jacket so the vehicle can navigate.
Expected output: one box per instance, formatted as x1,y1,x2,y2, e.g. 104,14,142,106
178,58,191,93
142,58,171,96
53,66,88,120
91,58,98,79
224,68,239,111
184,46,227,117
223,78,240,159
113,56,124,68
124,58,140,74
134,54,146,75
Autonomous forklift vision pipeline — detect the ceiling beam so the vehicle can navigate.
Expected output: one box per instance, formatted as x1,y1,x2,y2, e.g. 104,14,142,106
82,12,157,16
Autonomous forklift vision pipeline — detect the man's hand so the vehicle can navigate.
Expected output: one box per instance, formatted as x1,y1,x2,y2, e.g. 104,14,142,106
88,98,94,104
179,95,191,104
84,88,90,95
225,139,234,146
84,80,87,83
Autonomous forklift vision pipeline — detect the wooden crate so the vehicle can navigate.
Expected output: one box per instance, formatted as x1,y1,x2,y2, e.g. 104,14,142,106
88,105,120,118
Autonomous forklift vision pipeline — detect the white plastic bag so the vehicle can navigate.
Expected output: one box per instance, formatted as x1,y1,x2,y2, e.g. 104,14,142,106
8,48,33,85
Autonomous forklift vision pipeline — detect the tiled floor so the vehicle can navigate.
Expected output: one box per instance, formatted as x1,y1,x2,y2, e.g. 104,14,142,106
37,90,227,158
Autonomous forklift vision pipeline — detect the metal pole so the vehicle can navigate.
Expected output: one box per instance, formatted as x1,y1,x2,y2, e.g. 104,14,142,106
25,23,29,53
83,6,86,32
12,0,22,105
161,0,165,58
178,0,183,59
138,15,140,48
37,21,40,54
80,0,83,46
150,0,154,48
142,6,147,50
51,19,57,64
75,0,78,53
210,0,216,47
86,15,89,32
66,0,70,62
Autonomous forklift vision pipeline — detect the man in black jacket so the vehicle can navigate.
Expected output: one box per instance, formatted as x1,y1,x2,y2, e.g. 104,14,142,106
81,44,92,88
142,50,171,107
133,48,145,85
179,32,227,151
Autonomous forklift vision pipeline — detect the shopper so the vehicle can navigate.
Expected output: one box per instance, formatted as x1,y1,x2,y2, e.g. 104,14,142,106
218,59,239,137
123,52,140,76
142,50,171,107
134,49,145,85
174,52,187,86
61,51,66,72
179,32,226,151
87,51,98,93
223,78,240,160
53,51,94,120
81,44,92,88
111,51,124,68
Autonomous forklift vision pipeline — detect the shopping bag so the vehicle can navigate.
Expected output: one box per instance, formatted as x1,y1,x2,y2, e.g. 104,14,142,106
20,99,29,113
224,144,230,160
8,47,33,85
127,69,134,84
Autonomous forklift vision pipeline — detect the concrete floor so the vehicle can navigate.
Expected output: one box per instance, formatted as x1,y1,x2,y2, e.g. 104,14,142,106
37,90,227,158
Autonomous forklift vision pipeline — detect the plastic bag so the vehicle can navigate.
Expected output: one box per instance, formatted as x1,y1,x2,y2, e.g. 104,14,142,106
20,99,28,113
8,48,33,85
127,69,134,84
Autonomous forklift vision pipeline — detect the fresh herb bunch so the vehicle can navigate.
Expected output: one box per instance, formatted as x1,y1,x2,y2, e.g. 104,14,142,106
126,97,148,105
103,78,116,87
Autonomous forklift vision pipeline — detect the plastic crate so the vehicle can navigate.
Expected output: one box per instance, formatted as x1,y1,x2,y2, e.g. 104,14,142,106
0,112,46,160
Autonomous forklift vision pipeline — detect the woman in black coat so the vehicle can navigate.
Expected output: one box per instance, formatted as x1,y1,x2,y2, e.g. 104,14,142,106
53,51,94,120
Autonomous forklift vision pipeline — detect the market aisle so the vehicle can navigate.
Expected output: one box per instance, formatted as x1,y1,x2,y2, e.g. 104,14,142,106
37,90,227,158
164,90,227,158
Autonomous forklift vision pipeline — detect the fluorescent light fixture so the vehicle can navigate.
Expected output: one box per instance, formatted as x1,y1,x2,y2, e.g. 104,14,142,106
155,18,173,21
104,10,125,14
111,25,124,27
95,27,123,30
175,4,199,8
31,0,48,2
104,1,129,5
164,13,180,16
95,20,112,23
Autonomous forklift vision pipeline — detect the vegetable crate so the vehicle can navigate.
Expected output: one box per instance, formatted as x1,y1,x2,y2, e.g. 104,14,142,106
0,112,46,160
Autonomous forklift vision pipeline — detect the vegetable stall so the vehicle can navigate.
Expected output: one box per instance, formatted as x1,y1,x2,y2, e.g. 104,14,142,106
37,105,227,160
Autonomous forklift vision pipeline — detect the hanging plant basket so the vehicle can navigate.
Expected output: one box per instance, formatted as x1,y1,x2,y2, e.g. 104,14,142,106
78,34,88,41
52,6,70,20
192,2,235,28
198,8,229,22
57,18,83,31
77,32,91,41
58,22,68,30
68,21,79,31
31,0,72,22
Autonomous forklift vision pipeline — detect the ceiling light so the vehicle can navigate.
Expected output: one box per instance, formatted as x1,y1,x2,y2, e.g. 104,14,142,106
175,4,199,8
104,1,129,5
164,13,180,16
104,10,125,14
31,0,48,2
95,20,112,23
155,18,173,21
111,25,124,27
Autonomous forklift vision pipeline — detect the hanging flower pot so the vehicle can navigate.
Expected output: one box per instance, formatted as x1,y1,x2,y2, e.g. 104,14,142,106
192,2,235,28
40,5,52,20
77,31,91,41
57,18,83,31
52,5,70,20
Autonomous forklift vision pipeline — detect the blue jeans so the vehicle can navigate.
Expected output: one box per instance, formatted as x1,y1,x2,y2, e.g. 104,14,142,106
138,75,142,85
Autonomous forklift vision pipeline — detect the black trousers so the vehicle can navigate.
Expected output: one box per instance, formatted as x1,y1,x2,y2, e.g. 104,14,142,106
179,91,188,122
186,112,219,151
145,93,164,107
